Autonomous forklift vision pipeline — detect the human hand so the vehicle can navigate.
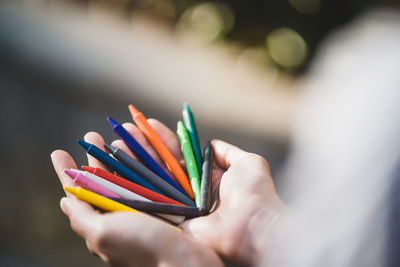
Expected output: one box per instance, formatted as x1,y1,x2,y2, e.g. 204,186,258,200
182,139,292,266
51,131,223,267
102,119,291,266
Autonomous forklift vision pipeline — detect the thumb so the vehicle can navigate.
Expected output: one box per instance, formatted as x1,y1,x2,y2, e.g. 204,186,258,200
180,212,223,247
211,140,249,171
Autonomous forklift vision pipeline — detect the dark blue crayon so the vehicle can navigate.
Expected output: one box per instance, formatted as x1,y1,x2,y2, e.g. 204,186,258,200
105,144,195,207
106,117,187,196
77,139,161,194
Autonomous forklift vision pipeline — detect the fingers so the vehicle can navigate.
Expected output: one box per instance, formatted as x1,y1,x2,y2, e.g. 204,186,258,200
147,119,183,162
121,122,166,168
51,150,78,196
84,132,112,172
211,139,273,198
180,212,223,252
60,198,108,260
60,197,102,241
110,139,138,160
211,139,252,170
210,168,224,205
122,120,184,170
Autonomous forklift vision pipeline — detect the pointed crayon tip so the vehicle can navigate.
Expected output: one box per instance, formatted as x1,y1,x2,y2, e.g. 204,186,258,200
104,143,117,154
177,120,185,129
128,104,140,114
64,186,78,195
78,139,91,151
182,102,192,121
64,169,78,180
107,116,119,128
81,165,94,172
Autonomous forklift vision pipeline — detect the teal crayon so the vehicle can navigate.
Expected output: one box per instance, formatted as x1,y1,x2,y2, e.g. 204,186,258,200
182,102,203,176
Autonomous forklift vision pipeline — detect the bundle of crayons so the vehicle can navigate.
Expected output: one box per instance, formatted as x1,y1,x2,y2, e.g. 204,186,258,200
64,103,213,225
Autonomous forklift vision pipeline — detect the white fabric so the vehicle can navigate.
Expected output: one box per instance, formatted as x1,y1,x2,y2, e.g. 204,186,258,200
278,8,400,267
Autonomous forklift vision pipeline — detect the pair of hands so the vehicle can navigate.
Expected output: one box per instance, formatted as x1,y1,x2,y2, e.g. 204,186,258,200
51,119,288,266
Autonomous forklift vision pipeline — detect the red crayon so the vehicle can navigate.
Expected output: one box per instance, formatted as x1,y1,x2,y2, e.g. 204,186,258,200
81,166,184,206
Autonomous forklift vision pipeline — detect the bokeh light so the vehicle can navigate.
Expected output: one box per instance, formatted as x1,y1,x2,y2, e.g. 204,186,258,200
176,2,234,43
266,27,308,69
288,0,320,14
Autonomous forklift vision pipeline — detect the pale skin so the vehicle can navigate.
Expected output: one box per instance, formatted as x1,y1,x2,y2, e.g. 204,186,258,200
51,119,290,266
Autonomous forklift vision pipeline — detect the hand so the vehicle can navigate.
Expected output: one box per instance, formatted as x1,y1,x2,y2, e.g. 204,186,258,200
52,119,291,267
97,119,291,266
182,140,292,266
51,129,223,267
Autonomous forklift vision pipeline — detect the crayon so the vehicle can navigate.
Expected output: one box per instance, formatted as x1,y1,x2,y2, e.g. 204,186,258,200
107,117,185,195
70,170,186,224
64,186,184,227
177,121,201,206
64,169,120,198
77,139,161,194
64,186,138,212
109,198,201,218
199,142,214,215
182,102,203,176
72,169,150,202
81,166,184,206
128,104,194,199
105,144,195,207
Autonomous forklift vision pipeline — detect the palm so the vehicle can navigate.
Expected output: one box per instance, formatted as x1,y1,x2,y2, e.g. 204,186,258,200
51,119,276,266
51,119,223,266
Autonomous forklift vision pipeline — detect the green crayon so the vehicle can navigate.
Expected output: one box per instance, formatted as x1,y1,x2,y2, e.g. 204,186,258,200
177,121,201,206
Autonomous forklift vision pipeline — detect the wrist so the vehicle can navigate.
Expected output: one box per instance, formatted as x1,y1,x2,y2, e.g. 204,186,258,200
216,194,290,266
160,231,224,267
246,196,293,266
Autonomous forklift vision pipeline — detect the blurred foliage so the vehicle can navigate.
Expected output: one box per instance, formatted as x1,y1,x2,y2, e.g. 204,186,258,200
34,0,378,74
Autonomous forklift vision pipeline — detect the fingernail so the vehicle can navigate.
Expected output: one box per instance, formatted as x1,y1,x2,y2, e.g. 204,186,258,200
83,131,97,141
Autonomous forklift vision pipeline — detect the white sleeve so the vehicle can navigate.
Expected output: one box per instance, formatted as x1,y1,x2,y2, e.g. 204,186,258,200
277,9,400,267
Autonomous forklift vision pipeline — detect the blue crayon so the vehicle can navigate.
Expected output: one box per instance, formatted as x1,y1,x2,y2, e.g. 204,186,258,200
77,139,161,194
106,117,187,196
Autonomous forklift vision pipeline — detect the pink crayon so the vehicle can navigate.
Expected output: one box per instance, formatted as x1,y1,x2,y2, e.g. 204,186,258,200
64,169,121,198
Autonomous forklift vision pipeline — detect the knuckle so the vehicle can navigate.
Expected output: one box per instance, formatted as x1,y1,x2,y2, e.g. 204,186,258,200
69,220,77,231
69,217,80,232
247,153,270,169
91,223,112,251
85,240,97,256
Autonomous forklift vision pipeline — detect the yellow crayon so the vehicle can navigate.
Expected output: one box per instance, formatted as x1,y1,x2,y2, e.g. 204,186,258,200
64,186,182,232
64,186,138,212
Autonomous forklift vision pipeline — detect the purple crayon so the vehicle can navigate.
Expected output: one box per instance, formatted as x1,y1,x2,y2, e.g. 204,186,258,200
64,169,120,198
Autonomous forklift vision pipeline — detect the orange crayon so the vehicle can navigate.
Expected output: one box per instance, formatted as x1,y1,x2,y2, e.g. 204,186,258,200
128,104,194,199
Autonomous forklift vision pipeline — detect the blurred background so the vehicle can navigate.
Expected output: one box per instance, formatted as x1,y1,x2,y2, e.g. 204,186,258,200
0,0,380,266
